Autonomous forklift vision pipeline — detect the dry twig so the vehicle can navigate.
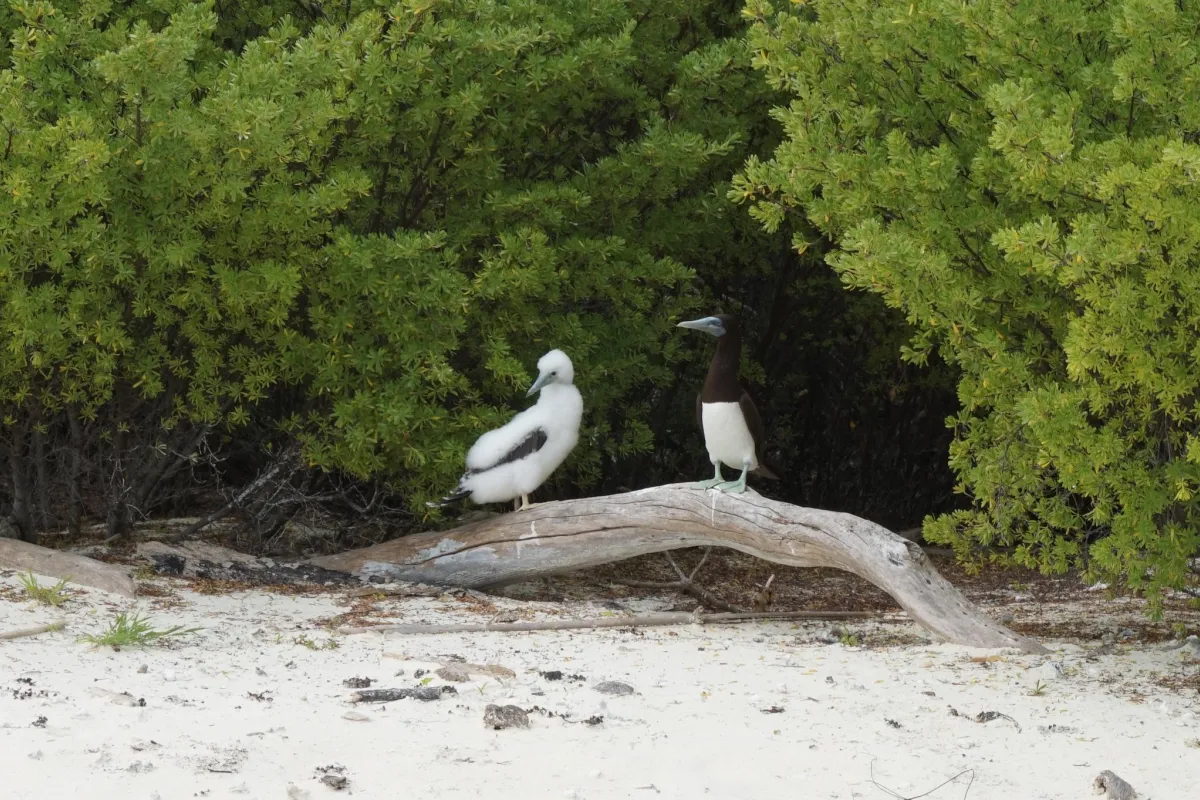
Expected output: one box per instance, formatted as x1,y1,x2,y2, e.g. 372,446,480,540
612,547,744,612
0,621,66,641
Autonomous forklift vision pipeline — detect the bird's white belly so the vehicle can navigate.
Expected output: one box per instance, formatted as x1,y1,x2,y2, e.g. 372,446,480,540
701,402,757,470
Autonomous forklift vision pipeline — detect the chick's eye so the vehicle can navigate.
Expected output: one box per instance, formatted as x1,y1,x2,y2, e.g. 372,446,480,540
550,371,557,376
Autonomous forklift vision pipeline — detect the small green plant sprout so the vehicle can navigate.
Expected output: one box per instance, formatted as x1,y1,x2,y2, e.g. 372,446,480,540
1029,680,1048,697
19,571,71,607
79,612,201,649
838,627,862,647
293,634,340,651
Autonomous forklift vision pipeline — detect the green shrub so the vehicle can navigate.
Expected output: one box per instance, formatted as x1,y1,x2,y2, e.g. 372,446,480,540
0,0,782,537
737,0,1200,609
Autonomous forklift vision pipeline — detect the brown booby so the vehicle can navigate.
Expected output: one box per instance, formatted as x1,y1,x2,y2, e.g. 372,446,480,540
676,314,778,494
428,349,583,512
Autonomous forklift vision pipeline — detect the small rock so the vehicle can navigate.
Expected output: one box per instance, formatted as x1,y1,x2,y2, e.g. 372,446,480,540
137,664,149,674
540,670,564,681
1118,628,1137,641
593,681,634,696
436,665,473,683
342,677,374,689
320,774,348,791
1030,660,1066,683
997,611,1015,624
342,711,370,722
162,670,176,682
483,704,530,730
1092,769,1137,799
316,765,349,791
1177,635,1200,658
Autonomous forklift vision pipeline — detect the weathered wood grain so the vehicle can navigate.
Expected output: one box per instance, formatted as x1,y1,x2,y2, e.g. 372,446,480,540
312,484,1047,653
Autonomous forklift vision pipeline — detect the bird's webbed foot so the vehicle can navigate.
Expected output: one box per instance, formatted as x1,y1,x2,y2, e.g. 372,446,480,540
691,463,723,490
715,464,749,494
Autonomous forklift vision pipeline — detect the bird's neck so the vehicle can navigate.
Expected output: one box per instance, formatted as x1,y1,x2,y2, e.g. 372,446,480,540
537,382,579,406
702,331,742,402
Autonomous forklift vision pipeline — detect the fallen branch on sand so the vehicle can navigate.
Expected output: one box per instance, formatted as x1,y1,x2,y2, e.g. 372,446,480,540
338,609,880,636
0,539,135,598
0,621,66,641
312,483,1047,653
349,686,457,703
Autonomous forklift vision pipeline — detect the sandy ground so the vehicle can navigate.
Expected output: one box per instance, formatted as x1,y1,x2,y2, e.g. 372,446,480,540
3,565,1200,800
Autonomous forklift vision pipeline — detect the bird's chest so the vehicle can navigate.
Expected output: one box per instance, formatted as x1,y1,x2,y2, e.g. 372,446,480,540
700,402,756,465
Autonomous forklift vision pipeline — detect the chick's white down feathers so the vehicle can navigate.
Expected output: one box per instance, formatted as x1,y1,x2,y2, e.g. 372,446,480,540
457,349,581,505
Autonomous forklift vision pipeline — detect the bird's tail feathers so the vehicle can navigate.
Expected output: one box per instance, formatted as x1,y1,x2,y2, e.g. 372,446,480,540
425,486,471,508
754,459,781,480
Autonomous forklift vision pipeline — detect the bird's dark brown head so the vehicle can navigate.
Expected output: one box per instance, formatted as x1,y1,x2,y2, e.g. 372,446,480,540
676,313,737,338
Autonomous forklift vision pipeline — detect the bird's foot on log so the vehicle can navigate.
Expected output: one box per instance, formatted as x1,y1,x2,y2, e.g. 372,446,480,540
714,466,749,494
514,494,535,512
691,463,724,490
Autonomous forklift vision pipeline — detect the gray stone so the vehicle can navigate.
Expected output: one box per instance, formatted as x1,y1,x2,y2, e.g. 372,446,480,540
435,665,473,683
1029,660,1066,683
593,681,634,696
483,704,529,730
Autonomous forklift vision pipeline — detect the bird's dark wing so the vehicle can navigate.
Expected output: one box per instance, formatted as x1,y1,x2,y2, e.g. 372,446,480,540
739,391,779,480
480,427,549,472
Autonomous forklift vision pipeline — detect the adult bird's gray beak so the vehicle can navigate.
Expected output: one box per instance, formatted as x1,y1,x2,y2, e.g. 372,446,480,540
526,372,551,397
676,316,724,336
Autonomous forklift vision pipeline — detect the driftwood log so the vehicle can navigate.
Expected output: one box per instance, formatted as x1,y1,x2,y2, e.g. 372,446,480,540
0,538,136,598
312,484,1047,653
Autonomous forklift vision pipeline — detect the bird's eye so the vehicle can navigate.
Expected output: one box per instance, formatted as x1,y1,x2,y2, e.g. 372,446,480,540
550,371,557,376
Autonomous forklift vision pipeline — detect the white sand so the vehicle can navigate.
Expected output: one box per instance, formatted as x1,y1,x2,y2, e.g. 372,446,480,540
2,570,1199,799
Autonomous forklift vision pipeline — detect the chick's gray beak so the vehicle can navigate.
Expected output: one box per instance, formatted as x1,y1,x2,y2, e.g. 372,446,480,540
526,372,551,397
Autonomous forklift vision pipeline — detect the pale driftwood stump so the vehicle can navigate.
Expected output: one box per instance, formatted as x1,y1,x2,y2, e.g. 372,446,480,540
0,538,136,598
312,484,1047,653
